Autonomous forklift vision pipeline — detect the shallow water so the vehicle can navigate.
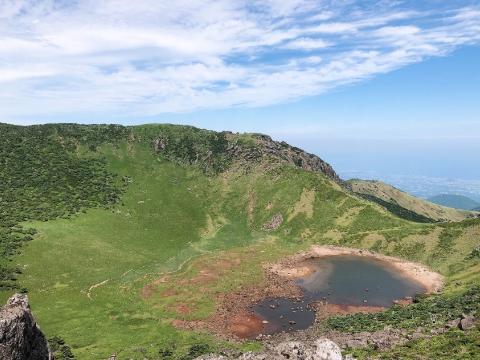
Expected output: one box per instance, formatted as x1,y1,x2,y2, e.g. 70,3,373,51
251,255,426,336
298,255,426,307
252,298,315,334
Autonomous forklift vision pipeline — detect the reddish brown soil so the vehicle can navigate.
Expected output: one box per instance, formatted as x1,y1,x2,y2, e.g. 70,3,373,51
160,288,178,297
173,303,193,315
227,313,265,338
140,276,168,299
151,246,434,340
170,266,302,339
140,256,241,299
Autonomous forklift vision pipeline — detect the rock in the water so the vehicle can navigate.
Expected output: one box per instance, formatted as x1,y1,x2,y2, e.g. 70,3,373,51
0,294,52,360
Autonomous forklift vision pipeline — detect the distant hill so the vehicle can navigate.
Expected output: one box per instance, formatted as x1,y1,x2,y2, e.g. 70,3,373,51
347,179,477,222
473,206,480,211
428,194,480,210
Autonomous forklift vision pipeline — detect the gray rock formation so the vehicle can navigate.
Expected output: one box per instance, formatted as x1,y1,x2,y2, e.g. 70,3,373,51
263,213,284,231
0,294,52,360
195,338,348,360
228,134,340,182
459,314,476,331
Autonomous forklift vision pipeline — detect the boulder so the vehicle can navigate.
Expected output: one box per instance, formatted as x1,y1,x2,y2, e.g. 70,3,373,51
459,314,476,331
0,294,52,360
311,339,343,360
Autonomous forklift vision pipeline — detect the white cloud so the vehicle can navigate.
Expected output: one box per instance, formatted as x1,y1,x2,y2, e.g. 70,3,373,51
283,37,330,50
0,0,479,121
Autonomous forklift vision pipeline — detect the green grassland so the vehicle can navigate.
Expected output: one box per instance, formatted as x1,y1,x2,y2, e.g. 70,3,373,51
0,123,479,359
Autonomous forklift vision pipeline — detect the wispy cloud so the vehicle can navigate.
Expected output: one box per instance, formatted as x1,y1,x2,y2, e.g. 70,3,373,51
0,0,479,121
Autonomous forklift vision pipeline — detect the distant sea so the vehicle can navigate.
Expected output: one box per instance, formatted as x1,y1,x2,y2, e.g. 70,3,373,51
339,171,480,203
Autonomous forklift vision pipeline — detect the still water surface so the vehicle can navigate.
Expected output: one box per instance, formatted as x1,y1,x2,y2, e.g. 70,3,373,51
252,255,426,335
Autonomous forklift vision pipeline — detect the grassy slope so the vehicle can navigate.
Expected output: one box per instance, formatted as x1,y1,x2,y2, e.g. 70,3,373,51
347,179,476,222
0,125,478,359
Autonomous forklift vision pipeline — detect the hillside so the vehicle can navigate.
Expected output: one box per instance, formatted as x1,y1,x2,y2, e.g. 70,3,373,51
428,194,480,211
347,179,477,223
0,123,479,360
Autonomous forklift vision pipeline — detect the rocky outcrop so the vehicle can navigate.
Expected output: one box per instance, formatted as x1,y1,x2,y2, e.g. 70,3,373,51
459,314,477,331
0,294,52,360
195,338,349,360
228,134,340,182
150,128,340,181
262,213,284,231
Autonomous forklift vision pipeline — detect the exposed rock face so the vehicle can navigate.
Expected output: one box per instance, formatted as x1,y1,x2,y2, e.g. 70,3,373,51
195,338,347,360
0,294,52,360
229,134,340,182
153,137,167,152
263,213,284,231
151,130,340,181
459,314,476,331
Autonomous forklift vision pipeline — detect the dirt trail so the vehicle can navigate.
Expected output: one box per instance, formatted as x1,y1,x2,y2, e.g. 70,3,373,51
86,279,109,300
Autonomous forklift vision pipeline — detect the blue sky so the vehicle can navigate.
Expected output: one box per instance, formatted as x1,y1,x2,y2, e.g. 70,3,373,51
1,1,479,194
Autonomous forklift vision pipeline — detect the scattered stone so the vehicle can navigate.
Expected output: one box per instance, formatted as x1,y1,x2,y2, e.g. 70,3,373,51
276,341,308,359
262,213,284,231
196,338,345,360
446,318,461,329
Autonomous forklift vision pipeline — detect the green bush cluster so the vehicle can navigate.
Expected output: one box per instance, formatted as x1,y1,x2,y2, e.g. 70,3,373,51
352,328,480,359
134,124,231,173
48,336,75,359
0,123,125,289
158,342,212,360
327,286,480,333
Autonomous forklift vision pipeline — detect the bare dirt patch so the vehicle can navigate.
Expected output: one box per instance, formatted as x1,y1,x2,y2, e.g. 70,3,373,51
227,313,265,339
140,276,168,299
172,303,193,315
171,263,302,339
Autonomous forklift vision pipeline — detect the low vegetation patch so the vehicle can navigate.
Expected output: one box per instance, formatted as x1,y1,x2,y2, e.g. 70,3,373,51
327,286,480,333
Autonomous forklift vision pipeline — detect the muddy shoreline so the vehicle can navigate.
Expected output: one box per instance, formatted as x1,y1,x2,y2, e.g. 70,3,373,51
174,245,444,339
270,245,444,294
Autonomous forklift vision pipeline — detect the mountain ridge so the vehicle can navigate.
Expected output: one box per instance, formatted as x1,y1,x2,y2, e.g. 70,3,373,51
347,179,477,222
